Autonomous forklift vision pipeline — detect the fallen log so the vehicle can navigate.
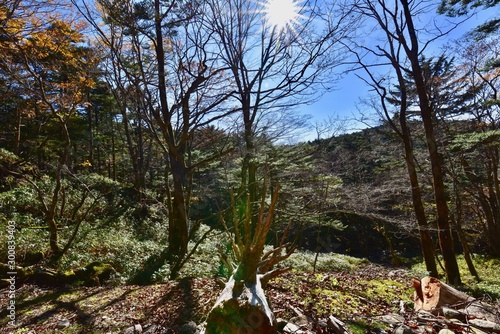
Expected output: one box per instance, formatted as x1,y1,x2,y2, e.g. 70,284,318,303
465,300,500,323
469,318,500,333
412,276,474,311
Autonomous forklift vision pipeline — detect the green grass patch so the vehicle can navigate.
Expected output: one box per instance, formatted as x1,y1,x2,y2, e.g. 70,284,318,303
279,250,368,272
411,254,500,299
357,279,410,300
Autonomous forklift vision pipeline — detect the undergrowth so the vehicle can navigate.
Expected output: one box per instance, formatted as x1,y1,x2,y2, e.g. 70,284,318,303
411,254,500,300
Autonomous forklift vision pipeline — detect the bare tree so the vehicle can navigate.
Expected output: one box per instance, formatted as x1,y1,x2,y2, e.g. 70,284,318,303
203,0,353,330
346,0,464,283
77,0,235,278
346,39,439,276
207,0,351,237
450,36,500,257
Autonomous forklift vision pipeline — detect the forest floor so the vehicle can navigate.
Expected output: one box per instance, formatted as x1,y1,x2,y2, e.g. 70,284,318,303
0,264,425,333
1,263,498,334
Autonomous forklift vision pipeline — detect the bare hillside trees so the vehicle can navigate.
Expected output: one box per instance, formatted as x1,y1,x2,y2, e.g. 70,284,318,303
345,0,464,283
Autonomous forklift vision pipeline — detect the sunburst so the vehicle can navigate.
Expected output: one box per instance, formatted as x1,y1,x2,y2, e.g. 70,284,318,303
260,0,305,36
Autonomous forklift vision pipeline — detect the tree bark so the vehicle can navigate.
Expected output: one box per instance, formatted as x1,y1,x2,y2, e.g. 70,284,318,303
41,162,63,259
452,195,479,279
14,107,21,155
401,0,461,285
167,149,189,264
119,104,142,189
401,123,438,277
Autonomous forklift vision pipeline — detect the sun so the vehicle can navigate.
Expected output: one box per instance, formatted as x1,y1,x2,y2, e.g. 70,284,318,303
261,0,303,34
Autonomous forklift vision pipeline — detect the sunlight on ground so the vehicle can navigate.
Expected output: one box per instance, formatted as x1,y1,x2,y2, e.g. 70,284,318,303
412,255,500,299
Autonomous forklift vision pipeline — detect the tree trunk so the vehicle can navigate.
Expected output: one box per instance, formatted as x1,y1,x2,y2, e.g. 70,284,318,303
401,0,461,285
416,88,461,284
88,102,94,172
462,157,500,256
46,165,63,258
401,125,438,277
119,106,142,189
241,101,259,233
47,114,72,259
167,149,189,271
477,191,500,255
14,108,21,155
136,103,146,189
205,273,277,334
453,194,479,279
111,118,116,180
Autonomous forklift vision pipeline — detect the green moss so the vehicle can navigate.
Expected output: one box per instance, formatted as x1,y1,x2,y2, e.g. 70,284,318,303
280,250,367,272
411,254,500,299
359,279,410,299
346,318,390,334
73,262,115,286
347,319,371,334
11,328,33,334
63,269,75,276
309,287,362,315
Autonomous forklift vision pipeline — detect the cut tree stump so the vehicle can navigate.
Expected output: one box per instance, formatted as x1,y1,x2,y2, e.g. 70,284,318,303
412,276,474,311
204,274,277,334
376,277,500,334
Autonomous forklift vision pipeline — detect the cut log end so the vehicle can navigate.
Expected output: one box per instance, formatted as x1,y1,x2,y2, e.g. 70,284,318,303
413,276,475,311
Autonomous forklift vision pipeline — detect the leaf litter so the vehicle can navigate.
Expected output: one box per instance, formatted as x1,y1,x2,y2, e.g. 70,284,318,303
0,264,434,333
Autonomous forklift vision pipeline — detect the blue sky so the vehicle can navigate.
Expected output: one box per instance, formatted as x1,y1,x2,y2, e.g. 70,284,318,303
300,5,498,141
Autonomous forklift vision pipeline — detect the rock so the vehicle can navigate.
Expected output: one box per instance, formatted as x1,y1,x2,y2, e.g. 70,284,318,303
205,276,277,334
469,326,490,334
123,324,143,334
438,330,454,334
465,301,500,323
416,309,435,322
177,321,199,334
377,314,405,326
282,322,315,334
142,324,169,334
276,318,288,331
441,306,467,322
57,318,70,329
327,315,349,334
316,319,329,331
75,262,116,286
282,322,301,333
289,314,310,328
393,324,416,334
372,329,389,334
